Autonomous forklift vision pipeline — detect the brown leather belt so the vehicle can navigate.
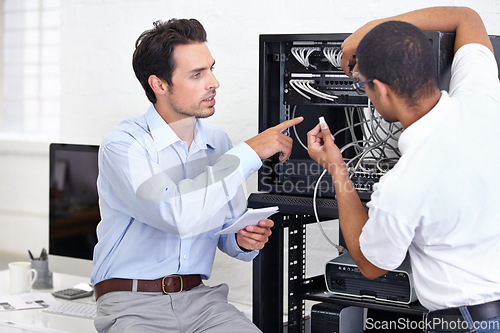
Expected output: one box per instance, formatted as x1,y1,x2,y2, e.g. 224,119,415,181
94,274,202,300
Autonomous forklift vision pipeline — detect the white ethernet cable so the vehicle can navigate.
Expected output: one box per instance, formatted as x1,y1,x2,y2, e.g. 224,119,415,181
289,103,401,253
291,106,308,150
289,79,338,102
289,79,312,100
291,47,317,68
288,110,340,250
313,168,345,254
323,46,343,69
303,80,338,101
310,110,401,253
313,116,345,254
290,110,328,152
318,116,326,126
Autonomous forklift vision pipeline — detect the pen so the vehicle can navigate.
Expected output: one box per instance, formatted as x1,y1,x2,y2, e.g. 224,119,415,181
28,250,35,260
40,248,47,260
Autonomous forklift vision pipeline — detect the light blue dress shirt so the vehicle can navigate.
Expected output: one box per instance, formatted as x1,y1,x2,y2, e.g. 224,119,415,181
91,105,262,284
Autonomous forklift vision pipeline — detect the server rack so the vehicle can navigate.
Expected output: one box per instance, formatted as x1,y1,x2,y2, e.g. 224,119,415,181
251,32,500,332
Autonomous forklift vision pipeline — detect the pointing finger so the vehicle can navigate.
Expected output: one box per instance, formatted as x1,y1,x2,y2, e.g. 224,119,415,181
274,116,304,133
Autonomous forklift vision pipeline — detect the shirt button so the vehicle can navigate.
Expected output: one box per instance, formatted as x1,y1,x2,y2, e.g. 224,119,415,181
183,254,188,259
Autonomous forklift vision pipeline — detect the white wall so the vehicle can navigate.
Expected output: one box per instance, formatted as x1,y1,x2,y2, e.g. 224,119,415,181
1,0,499,308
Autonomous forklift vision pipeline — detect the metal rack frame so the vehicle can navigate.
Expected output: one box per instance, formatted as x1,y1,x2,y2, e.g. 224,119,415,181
249,193,427,333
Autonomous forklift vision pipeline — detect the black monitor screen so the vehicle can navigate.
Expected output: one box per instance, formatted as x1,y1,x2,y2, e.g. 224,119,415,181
49,143,100,261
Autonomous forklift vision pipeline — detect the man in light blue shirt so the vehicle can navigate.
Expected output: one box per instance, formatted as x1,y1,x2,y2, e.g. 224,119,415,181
91,18,303,333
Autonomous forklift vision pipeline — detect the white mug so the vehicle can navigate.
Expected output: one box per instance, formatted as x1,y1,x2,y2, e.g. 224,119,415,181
8,261,38,294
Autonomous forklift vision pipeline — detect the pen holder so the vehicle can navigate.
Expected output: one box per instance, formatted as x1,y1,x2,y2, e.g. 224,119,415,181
31,259,53,290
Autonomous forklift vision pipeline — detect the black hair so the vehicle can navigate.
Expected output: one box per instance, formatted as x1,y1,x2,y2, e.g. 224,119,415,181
357,20,438,106
132,18,207,104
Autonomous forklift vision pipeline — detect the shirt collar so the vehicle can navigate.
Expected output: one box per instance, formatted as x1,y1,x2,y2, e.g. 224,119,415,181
145,104,216,151
398,91,452,154
193,120,216,150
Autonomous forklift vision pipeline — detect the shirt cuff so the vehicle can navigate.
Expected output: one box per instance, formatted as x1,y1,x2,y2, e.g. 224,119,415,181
226,142,262,180
229,233,259,261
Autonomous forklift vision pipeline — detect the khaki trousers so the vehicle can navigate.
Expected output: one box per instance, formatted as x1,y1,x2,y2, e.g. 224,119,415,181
94,283,260,333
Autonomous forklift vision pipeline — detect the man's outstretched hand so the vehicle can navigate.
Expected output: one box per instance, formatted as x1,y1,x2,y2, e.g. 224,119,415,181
245,117,304,163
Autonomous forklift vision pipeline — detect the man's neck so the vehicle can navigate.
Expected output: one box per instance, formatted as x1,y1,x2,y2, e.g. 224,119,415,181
154,103,196,148
397,90,441,129
169,117,196,148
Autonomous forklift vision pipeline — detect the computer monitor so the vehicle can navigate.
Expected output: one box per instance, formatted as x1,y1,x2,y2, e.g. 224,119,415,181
48,143,100,278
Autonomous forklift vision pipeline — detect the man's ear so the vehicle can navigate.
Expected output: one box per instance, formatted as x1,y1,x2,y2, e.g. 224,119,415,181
373,79,391,103
148,75,168,95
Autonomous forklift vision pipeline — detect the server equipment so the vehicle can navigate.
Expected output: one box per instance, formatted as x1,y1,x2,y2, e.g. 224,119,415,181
311,303,363,333
257,32,500,202
325,252,417,305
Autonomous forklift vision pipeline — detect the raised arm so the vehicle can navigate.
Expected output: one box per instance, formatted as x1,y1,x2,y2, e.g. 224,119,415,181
341,6,493,77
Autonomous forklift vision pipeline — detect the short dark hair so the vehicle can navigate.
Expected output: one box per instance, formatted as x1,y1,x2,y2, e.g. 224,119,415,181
132,18,207,104
357,20,438,106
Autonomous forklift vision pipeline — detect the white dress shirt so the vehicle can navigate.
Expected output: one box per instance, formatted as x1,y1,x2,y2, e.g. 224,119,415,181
359,43,500,311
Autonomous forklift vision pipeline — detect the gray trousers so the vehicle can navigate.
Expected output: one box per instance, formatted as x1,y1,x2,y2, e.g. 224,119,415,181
94,283,261,333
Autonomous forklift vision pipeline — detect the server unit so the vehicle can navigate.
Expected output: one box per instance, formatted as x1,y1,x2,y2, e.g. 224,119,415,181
325,252,417,305
311,303,363,333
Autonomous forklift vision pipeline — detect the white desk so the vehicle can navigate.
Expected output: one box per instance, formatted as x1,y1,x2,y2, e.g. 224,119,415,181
0,270,97,333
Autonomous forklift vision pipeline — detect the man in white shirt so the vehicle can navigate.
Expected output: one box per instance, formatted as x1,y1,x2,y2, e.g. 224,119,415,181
307,6,500,333
92,18,302,332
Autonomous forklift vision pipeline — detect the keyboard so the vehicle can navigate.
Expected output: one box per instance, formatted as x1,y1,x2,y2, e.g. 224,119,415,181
43,301,97,319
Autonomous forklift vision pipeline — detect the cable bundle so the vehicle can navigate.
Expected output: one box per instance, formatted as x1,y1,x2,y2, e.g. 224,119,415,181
341,106,402,175
291,104,403,252
291,47,318,68
289,79,338,102
323,46,343,69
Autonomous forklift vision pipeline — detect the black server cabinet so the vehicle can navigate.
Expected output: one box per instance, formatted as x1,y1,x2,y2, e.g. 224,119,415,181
258,33,366,200
257,32,468,201
251,32,500,333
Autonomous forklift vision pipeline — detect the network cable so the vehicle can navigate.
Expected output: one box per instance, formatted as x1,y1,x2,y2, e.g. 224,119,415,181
289,79,339,102
289,103,402,252
313,167,345,254
323,46,343,69
291,46,319,68
291,105,308,151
